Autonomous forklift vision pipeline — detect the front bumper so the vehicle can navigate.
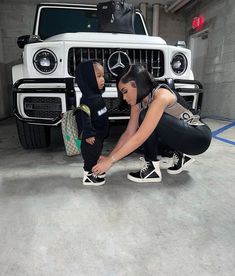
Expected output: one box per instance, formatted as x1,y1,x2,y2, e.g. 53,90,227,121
13,78,76,125
13,78,203,126
174,79,203,113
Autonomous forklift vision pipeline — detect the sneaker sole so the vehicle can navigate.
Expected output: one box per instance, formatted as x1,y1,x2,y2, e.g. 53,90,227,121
167,157,195,175
127,174,162,183
82,177,106,186
83,181,106,186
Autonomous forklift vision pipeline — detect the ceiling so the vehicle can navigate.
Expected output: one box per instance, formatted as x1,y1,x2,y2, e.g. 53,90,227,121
1,0,196,13
0,0,176,7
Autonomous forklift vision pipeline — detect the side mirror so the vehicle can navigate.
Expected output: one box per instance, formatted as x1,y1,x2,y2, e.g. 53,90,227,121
17,35,42,49
17,35,30,49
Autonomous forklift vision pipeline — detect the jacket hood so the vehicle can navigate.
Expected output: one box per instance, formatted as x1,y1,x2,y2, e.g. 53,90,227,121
75,61,100,98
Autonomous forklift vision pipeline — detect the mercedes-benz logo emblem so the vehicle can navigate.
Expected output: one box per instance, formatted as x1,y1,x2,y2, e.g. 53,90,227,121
107,51,131,77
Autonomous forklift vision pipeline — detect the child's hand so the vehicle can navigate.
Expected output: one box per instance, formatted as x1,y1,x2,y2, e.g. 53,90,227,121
86,136,95,145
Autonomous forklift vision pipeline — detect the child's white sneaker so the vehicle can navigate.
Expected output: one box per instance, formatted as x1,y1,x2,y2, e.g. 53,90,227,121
83,171,105,186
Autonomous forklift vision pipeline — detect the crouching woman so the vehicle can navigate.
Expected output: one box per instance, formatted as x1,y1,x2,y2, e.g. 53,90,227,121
92,64,212,183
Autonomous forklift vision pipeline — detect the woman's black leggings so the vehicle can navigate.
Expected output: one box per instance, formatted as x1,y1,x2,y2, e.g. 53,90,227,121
139,109,212,161
81,138,104,171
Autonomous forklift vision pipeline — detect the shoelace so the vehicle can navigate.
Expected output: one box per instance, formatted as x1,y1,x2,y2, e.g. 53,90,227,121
172,152,184,165
172,153,179,165
139,157,151,172
88,172,98,179
92,173,99,179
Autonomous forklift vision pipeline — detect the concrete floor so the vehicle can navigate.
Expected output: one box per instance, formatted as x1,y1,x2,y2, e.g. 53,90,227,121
0,117,235,276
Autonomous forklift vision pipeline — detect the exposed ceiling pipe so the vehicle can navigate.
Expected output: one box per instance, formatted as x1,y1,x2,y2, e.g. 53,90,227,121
139,2,147,20
152,4,160,36
165,0,192,13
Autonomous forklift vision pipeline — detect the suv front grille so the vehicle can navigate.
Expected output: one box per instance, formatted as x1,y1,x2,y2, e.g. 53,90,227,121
104,97,130,116
24,97,62,119
68,48,164,83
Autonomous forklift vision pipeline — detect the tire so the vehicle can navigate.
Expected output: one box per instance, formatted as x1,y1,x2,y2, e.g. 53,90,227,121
16,118,51,149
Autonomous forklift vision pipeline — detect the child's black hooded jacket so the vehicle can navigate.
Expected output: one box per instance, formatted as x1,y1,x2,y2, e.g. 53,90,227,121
75,61,109,140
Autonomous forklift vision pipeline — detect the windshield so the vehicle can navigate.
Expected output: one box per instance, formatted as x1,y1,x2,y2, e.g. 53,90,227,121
36,7,147,40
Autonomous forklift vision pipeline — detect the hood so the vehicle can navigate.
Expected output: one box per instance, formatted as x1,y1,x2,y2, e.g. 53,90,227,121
45,32,167,45
75,60,100,98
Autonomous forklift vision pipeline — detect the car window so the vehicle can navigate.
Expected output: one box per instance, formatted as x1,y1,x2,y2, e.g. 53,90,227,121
37,7,146,39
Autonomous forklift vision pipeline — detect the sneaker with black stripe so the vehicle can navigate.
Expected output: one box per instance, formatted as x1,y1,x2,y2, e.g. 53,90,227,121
127,157,162,183
83,171,105,186
167,152,195,175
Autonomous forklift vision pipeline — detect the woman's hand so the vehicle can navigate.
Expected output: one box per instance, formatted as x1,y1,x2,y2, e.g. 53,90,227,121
92,156,113,175
98,155,106,161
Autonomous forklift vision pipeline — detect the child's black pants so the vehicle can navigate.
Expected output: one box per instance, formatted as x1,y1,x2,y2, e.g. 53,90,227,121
81,138,104,172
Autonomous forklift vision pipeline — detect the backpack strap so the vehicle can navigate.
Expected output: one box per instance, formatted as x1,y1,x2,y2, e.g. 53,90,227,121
79,104,91,116
72,104,91,117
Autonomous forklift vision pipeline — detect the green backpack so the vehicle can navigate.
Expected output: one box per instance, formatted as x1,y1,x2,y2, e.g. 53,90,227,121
61,104,90,156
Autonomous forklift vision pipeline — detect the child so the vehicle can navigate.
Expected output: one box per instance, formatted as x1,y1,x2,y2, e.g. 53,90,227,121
75,60,109,185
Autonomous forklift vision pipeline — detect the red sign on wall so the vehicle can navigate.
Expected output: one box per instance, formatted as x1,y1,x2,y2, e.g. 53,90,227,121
192,15,205,31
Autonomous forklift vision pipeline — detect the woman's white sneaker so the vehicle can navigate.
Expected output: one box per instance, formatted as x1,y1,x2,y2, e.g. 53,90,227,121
167,152,195,174
127,157,162,183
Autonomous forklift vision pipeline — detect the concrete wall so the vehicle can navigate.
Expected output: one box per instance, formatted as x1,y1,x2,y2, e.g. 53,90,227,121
159,7,186,46
0,64,8,120
186,0,235,119
143,4,186,45
0,27,9,119
0,29,6,119
0,2,35,119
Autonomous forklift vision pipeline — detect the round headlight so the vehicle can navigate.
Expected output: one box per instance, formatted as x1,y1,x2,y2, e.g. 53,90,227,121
33,49,57,74
171,53,187,75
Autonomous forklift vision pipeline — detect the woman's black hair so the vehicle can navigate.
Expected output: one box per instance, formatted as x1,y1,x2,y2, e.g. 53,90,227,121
118,64,157,104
